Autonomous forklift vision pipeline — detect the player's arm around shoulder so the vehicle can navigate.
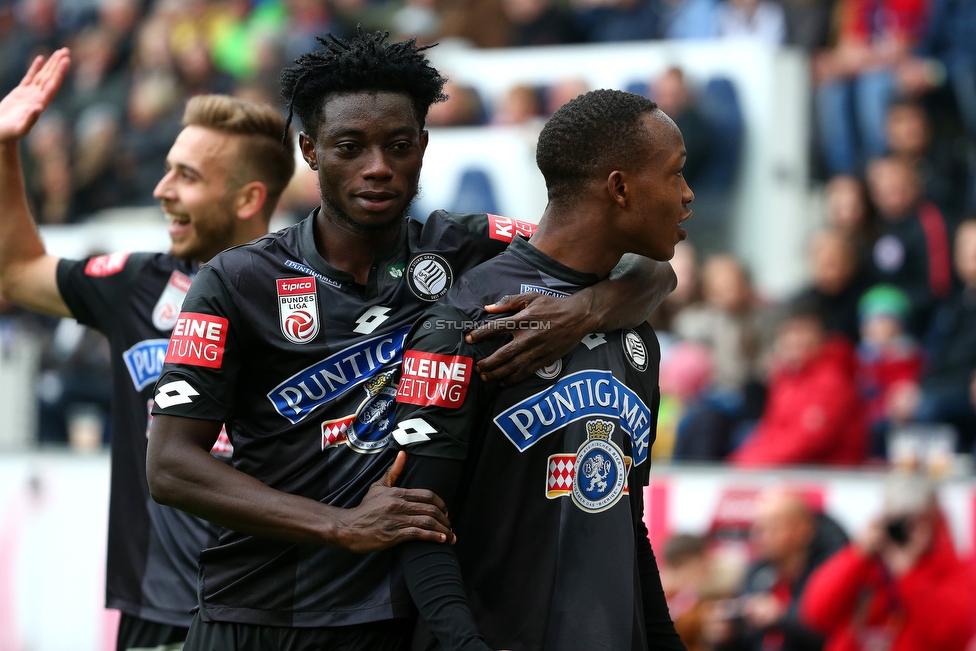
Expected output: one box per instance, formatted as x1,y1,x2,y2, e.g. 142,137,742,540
147,267,455,551
467,255,675,385
0,50,72,318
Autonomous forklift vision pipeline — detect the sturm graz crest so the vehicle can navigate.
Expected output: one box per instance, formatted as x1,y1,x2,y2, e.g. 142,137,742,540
571,419,627,513
622,330,648,372
407,253,453,301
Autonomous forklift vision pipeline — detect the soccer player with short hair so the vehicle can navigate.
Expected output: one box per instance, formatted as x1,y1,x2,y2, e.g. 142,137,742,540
389,89,693,651
147,31,674,650
0,49,451,651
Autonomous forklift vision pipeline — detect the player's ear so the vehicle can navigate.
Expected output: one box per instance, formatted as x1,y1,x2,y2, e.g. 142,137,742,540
607,170,627,208
420,129,429,155
299,131,317,170
235,181,268,220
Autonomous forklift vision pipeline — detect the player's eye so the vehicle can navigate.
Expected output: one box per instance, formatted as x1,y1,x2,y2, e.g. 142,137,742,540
336,142,360,153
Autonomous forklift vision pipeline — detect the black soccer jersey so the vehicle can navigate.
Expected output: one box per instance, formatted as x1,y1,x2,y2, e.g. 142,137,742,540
57,252,231,627
150,209,530,628
391,237,678,651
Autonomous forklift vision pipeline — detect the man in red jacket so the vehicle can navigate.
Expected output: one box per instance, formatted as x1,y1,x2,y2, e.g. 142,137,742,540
731,300,867,466
800,475,976,651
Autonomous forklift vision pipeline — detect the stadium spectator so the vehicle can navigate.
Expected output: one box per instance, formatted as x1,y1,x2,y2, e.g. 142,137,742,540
652,67,713,191
572,0,660,42
823,175,878,258
801,474,976,651
854,285,923,456
884,98,969,217
794,229,869,344
650,239,701,335
426,81,486,126
501,0,585,46
544,76,589,115
731,300,867,466
672,254,770,461
886,218,976,451
813,0,927,175
715,0,786,45
493,83,543,125
896,0,976,209
865,155,953,336
704,487,847,651
662,533,714,651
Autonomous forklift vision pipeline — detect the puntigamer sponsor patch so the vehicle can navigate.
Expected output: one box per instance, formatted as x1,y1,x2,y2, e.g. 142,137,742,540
164,312,229,369
396,350,473,409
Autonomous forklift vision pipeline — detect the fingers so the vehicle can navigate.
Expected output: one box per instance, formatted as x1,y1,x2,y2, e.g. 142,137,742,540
383,450,406,487
482,292,539,314
20,56,44,87
397,486,449,516
37,49,70,99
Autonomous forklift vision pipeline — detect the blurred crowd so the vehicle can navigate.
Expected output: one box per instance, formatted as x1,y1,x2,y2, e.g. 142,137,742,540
660,476,976,651
0,0,974,453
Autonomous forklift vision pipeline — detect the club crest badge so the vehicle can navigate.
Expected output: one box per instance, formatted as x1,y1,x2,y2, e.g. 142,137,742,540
152,271,193,331
277,277,319,344
535,359,562,380
622,330,648,372
321,371,398,453
546,419,630,513
407,253,453,302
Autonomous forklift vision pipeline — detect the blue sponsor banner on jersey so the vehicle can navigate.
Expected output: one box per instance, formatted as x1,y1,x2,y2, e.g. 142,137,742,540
520,284,569,298
493,370,651,464
123,338,170,391
269,326,411,424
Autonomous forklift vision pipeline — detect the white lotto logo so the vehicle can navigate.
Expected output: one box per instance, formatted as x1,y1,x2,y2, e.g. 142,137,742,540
277,277,320,344
155,380,199,409
392,417,437,446
354,306,392,335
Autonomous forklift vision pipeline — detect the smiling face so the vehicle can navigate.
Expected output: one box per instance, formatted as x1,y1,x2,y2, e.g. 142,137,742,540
300,91,428,235
621,113,694,261
153,125,242,262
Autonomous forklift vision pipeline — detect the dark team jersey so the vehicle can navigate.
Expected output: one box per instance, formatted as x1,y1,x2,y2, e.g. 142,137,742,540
57,252,232,627
150,209,532,628
391,237,673,651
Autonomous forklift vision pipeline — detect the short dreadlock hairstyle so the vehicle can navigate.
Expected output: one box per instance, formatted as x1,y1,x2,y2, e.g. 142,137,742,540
536,89,660,202
279,28,448,142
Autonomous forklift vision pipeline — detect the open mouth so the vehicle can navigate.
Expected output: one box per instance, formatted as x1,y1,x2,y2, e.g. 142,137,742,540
165,212,191,238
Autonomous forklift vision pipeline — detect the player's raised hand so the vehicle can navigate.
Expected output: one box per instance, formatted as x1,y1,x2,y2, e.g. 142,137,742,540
336,451,456,553
0,48,71,144
467,290,589,386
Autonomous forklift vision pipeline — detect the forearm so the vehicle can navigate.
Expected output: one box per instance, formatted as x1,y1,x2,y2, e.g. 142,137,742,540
587,256,675,331
0,142,68,316
148,432,348,546
399,541,491,651
637,522,687,650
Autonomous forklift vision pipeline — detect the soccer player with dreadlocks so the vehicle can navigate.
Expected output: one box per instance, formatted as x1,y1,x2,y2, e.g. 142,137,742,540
147,29,674,650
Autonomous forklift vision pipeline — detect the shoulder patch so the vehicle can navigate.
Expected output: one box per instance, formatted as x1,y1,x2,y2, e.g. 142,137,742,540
152,271,193,331
84,252,130,277
487,214,537,242
164,312,229,368
396,350,473,409
622,330,648,372
407,254,454,302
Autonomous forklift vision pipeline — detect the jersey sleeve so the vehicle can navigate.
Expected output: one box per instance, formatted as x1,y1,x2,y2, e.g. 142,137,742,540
391,304,492,461
56,252,151,331
150,265,241,423
430,210,538,260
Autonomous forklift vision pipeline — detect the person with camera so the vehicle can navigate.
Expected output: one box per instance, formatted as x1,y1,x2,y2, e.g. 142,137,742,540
800,475,976,651
703,488,847,651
